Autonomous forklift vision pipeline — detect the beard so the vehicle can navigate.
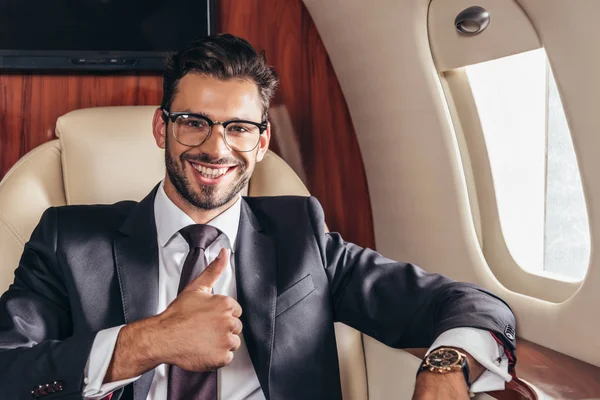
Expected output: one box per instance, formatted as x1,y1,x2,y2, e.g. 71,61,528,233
165,138,252,210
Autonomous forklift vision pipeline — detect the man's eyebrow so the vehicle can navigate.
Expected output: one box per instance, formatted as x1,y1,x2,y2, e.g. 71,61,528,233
226,116,259,121
181,110,259,122
179,109,211,118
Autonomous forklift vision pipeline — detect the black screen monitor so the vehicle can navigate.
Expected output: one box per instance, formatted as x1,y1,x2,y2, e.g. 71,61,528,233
0,0,214,71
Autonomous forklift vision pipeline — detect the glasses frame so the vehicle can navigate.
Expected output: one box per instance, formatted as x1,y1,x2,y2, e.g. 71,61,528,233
161,108,268,152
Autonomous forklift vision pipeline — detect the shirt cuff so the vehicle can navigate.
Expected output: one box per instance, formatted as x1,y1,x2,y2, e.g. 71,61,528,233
83,325,141,399
427,327,512,393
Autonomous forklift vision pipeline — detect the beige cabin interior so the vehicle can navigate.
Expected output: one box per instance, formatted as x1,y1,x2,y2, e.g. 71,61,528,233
1,0,599,398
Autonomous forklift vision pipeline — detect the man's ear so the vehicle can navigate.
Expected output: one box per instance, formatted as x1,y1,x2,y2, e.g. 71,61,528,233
152,108,167,149
256,122,271,162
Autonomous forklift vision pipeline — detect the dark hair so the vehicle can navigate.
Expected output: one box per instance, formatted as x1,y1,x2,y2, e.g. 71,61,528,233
161,33,279,120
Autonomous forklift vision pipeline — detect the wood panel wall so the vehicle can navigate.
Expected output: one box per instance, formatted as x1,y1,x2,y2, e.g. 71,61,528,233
0,74,163,175
0,0,375,249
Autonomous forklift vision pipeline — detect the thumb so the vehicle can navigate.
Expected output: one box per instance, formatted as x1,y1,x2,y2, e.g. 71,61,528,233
185,248,228,293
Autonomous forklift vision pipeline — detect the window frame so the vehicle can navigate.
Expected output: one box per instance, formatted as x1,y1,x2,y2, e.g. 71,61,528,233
440,68,583,303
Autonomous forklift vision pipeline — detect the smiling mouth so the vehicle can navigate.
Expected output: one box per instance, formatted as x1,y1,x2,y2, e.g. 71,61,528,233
187,160,237,182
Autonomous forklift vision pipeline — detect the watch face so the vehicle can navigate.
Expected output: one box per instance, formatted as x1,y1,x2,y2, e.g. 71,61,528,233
427,349,461,368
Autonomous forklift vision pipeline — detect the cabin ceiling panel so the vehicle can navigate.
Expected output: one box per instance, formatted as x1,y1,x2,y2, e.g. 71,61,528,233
429,0,541,71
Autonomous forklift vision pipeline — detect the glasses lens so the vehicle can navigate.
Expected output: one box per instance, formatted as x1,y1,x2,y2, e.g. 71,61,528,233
225,122,261,151
173,115,210,146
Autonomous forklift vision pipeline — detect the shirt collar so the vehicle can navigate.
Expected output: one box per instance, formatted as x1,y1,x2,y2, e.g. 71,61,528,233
154,181,241,252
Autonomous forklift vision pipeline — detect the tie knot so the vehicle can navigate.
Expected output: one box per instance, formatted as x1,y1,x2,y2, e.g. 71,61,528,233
179,224,221,250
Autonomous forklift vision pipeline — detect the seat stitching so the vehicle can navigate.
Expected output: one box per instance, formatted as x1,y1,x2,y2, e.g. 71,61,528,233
0,213,27,243
0,219,25,247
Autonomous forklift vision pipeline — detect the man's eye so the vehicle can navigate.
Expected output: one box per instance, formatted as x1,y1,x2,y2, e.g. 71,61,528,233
229,125,249,133
184,119,206,128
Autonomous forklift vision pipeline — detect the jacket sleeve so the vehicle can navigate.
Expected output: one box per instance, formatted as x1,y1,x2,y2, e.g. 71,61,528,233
0,207,98,399
306,196,517,362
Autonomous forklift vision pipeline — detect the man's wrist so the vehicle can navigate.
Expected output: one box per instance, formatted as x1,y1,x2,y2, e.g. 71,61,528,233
413,371,470,400
414,346,488,399
420,346,486,385
104,316,164,383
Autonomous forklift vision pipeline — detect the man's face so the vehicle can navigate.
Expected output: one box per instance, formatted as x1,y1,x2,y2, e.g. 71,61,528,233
153,73,270,210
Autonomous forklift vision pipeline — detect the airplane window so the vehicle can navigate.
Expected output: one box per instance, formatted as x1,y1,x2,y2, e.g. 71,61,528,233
464,49,590,281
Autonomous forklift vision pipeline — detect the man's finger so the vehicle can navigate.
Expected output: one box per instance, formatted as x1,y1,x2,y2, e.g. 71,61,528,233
185,248,228,293
231,299,242,318
232,318,243,335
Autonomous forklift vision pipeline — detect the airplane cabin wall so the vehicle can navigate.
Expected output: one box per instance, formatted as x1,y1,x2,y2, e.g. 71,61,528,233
303,0,600,369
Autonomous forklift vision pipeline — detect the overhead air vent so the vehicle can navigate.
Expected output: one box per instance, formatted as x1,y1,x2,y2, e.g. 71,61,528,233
455,6,490,35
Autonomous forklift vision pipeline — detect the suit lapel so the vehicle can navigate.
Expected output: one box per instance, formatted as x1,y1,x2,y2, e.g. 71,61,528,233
114,185,160,400
235,199,277,400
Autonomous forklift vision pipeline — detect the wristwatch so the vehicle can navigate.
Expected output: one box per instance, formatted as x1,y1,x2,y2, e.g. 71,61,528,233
416,347,471,389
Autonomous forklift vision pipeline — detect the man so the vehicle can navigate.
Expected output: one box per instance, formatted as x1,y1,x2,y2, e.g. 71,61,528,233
0,34,515,400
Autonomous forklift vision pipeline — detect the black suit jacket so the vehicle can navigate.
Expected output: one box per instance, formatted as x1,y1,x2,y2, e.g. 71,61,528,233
0,187,517,400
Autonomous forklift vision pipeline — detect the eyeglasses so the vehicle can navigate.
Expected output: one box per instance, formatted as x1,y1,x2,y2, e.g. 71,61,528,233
162,109,268,152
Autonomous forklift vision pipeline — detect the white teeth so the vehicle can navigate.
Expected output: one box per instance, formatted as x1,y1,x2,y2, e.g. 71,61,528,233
191,163,229,178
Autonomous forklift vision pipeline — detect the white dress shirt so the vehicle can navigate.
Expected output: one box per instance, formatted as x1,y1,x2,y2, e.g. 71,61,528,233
82,183,510,399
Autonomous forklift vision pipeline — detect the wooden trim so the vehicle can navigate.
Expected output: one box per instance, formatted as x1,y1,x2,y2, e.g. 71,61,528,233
513,338,600,399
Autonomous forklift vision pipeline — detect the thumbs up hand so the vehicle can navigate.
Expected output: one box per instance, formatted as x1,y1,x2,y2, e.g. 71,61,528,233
155,248,243,372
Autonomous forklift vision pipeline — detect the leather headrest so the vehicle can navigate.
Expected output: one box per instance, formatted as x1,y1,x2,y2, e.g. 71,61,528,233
56,106,165,204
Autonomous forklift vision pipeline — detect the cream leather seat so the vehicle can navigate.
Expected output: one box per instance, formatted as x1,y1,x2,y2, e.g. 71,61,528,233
0,106,491,399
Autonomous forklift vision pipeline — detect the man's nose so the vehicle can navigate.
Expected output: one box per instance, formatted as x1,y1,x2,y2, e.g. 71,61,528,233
201,125,231,159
